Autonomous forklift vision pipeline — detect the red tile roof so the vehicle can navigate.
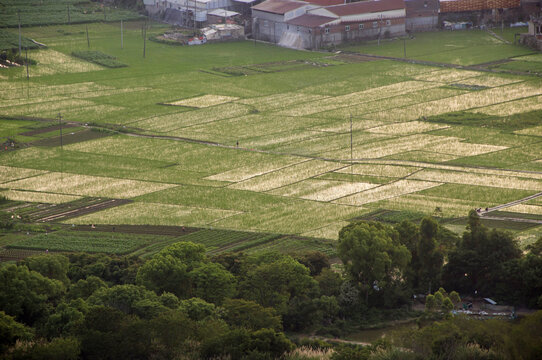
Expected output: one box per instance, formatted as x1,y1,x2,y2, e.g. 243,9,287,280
286,13,337,26
252,0,308,14
325,0,405,16
304,0,344,6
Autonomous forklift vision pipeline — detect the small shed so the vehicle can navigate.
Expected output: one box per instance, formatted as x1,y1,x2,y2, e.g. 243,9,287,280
208,8,241,23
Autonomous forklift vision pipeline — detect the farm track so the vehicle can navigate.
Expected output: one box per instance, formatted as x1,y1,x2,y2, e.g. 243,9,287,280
478,191,542,224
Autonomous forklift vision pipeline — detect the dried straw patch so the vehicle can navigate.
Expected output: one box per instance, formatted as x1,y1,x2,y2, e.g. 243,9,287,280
379,194,479,217
413,69,480,83
301,221,350,240
167,94,239,108
409,169,542,191
334,179,441,206
505,204,542,215
237,92,328,112
423,140,507,157
0,166,48,183
474,95,542,116
366,121,449,135
337,164,420,178
66,202,240,226
515,125,542,137
205,158,307,183
3,173,176,199
459,75,522,88
269,179,378,201
229,160,344,192
0,190,81,204
29,49,103,76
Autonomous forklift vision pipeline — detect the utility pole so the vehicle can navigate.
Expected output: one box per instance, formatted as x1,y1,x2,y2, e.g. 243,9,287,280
403,38,406,58
194,0,197,35
121,20,123,49
67,4,71,24
25,48,29,80
143,23,147,58
350,114,353,182
58,113,63,150
86,25,90,48
18,10,22,57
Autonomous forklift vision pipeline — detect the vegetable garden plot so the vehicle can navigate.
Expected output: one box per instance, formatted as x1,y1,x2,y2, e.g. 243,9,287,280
166,95,239,108
334,179,441,206
0,165,47,183
229,159,345,192
3,172,176,198
66,202,240,227
269,179,377,202
0,190,81,204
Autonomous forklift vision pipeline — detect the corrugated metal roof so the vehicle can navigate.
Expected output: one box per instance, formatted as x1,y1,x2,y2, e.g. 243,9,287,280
252,0,308,14
286,13,336,26
208,8,240,16
325,0,405,16
304,0,344,6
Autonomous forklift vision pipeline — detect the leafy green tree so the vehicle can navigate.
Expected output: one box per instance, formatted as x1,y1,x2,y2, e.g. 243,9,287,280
0,264,65,325
315,268,343,297
338,222,411,304
425,294,436,311
42,300,87,339
294,251,330,276
88,284,167,318
136,254,192,298
190,262,236,304
0,311,33,353
178,297,221,321
10,337,80,360
240,255,317,314
23,254,70,285
222,299,282,331
68,276,107,300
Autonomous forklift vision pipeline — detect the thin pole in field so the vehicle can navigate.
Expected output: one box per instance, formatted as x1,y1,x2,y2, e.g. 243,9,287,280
194,0,197,35
121,20,123,49
86,25,90,48
350,113,353,182
58,113,64,179
403,38,406,58
25,47,29,80
18,10,22,56
143,24,147,58
67,4,71,24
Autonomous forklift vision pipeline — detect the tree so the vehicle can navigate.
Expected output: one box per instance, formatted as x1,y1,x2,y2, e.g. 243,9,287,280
315,268,343,297
0,311,33,353
294,251,330,276
23,254,70,285
338,222,411,304
0,264,65,325
190,262,236,304
222,299,282,331
88,284,167,318
68,275,107,300
136,254,192,298
178,297,221,321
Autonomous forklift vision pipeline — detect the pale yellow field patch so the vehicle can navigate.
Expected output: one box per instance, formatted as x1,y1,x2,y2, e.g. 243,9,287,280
3,173,176,199
474,95,542,116
378,194,480,217
458,75,523,88
413,69,480,83
269,179,377,202
0,190,81,204
206,158,308,182
0,166,48,183
423,140,507,157
66,202,240,226
337,164,420,178
301,221,350,240
29,49,103,76
366,121,449,135
334,179,441,206
1,99,94,117
409,169,542,191
229,160,345,192
368,82,542,122
237,92,329,112
167,94,239,108
505,204,542,215
515,125,542,137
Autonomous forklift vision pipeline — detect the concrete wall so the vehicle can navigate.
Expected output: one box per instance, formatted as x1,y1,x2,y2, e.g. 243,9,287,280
252,10,287,42
406,15,438,30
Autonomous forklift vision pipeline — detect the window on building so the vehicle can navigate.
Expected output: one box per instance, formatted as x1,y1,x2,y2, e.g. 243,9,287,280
373,21,378,28
345,25,350,31
359,23,364,30
325,27,330,34
386,20,391,26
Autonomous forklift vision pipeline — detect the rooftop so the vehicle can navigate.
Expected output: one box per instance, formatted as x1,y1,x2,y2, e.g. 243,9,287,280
325,0,405,16
286,13,337,26
252,0,308,14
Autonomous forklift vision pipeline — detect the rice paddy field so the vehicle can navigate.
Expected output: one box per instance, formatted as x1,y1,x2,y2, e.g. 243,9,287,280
2,20,542,255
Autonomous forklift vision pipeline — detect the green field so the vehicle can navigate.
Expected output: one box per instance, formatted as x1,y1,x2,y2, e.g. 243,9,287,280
1,20,542,251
